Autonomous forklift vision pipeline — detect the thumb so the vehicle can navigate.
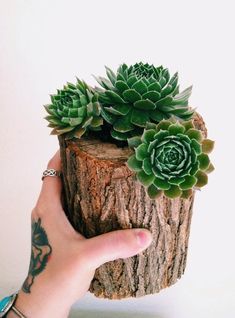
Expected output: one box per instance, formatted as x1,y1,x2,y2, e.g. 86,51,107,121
83,228,153,270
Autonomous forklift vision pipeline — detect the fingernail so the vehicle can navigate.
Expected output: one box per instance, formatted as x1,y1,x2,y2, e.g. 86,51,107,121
134,229,153,247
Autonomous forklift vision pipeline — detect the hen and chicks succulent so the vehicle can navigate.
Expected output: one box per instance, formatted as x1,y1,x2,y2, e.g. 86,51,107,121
44,62,214,199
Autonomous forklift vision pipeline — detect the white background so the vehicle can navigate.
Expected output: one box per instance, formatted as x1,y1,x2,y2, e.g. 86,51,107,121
0,1,234,317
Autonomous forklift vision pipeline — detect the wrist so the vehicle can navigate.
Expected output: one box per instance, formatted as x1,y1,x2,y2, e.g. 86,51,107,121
6,309,19,318
15,290,71,318
6,311,14,318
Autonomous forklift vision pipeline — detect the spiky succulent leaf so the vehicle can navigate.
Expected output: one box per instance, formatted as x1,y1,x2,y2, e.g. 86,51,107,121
126,119,214,199
201,139,215,154
44,79,103,139
95,62,194,140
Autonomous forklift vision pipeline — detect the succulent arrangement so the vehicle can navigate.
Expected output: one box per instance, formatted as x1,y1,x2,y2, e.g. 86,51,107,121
44,62,214,199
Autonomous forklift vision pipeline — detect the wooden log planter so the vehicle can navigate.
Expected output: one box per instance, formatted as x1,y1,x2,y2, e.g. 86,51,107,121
58,112,207,300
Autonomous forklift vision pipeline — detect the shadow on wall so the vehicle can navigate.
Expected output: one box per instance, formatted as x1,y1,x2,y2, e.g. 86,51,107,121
69,310,165,318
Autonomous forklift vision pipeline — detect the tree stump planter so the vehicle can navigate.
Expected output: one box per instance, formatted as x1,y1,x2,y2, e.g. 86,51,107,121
58,113,207,300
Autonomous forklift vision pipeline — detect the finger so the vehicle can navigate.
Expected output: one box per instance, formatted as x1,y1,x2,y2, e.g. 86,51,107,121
35,150,63,208
83,228,153,270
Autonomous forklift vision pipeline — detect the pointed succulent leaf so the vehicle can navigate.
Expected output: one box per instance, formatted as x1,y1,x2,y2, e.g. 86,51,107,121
113,112,135,132
182,120,194,131
127,135,142,148
126,154,143,172
195,170,208,187
134,99,156,110
111,129,129,140
104,104,130,116
155,96,173,109
82,116,93,128
141,129,156,143
105,90,125,103
185,128,202,142
45,114,60,122
160,84,173,98
168,123,186,135
90,117,103,127
100,107,116,124
90,101,100,115
159,77,166,88
179,175,197,190
135,143,149,161
168,177,185,185
55,126,74,134
137,170,155,186
116,72,126,82
132,79,148,94
204,162,214,174
147,184,162,199
44,105,57,116
149,110,165,122
69,117,84,126
73,127,86,138
61,117,70,124
174,109,194,120
115,80,129,93
153,178,171,190
168,72,178,87
93,75,113,90
142,91,161,102
172,86,192,104
181,189,193,199
146,122,157,129
131,108,150,127
156,120,172,131
105,66,117,85
142,157,153,175
191,139,202,154
127,75,138,87
202,139,215,154
190,162,200,175
164,185,182,198
148,82,161,92
198,153,210,170
123,89,142,103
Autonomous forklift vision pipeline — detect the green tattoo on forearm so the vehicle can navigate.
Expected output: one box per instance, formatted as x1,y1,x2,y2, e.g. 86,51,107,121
22,218,52,293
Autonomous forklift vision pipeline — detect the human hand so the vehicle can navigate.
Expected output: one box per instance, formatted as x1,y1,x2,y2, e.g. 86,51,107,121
10,150,153,318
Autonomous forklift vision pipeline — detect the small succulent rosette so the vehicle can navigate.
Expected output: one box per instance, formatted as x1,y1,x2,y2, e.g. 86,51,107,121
44,79,103,139
126,119,214,199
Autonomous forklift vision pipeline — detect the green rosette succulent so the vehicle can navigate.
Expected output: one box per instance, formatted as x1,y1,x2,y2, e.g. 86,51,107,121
94,62,194,141
44,79,103,139
126,119,214,199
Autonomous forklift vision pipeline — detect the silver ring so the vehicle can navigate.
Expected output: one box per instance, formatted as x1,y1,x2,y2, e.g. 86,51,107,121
41,168,62,181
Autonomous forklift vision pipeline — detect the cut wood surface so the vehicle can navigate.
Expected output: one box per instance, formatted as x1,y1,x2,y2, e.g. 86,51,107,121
58,113,207,299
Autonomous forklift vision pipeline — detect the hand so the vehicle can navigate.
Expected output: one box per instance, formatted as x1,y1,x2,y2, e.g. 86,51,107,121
10,150,153,318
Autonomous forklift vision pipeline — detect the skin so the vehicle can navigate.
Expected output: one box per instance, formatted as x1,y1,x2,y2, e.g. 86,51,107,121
7,150,153,318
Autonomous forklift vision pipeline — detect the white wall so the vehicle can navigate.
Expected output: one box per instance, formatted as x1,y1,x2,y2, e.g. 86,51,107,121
0,1,234,317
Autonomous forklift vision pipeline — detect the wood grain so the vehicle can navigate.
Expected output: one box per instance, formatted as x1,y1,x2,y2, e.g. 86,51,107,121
58,113,207,299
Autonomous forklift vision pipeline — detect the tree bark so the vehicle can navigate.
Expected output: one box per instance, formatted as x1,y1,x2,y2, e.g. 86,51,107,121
58,113,207,299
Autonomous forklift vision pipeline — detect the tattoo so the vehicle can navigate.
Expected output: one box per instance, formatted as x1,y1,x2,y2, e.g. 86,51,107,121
22,218,52,293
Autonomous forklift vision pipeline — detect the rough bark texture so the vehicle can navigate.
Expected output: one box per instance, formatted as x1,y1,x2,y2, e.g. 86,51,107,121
58,113,207,300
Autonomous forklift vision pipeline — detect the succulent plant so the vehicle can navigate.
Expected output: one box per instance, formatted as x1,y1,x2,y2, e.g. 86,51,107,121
126,119,214,199
44,79,103,139
94,62,194,141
